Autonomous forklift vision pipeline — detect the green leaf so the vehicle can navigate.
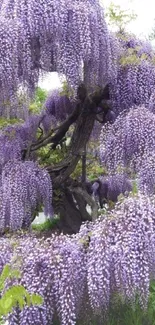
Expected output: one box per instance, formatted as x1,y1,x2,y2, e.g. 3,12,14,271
150,283,155,292
0,264,11,290
132,180,138,195
3,297,13,312
25,292,31,307
0,301,5,315
31,294,43,305
0,265,43,319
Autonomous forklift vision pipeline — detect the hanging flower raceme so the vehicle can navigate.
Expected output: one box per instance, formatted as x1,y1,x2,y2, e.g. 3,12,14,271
0,199,155,324
137,151,155,195
109,33,155,117
41,89,74,133
100,106,155,173
0,0,118,115
0,114,41,170
86,194,155,313
0,126,23,172
0,232,86,325
0,160,53,232
92,173,132,206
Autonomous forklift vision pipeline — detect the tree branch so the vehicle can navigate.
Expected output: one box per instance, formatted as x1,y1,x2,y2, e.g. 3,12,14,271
47,85,110,187
31,102,81,151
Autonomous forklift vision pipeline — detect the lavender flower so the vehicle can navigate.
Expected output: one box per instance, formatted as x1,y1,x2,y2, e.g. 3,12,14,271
109,33,155,116
0,0,117,113
0,232,87,324
0,160,53,232
137,152,155,195
92,174,132,207
87,194,155,311
100,106,155,173
0,204,154,324
41,89,74,133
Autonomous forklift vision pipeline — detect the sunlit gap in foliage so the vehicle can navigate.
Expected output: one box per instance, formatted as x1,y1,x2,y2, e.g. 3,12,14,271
38,72,64,92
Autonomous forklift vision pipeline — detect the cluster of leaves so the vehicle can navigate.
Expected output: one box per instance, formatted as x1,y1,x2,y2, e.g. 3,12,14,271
117,31,155,61
29,88,48,115
71,153,104,181
0,118,22,130
0,264,43,324
37,144,68,167
105,2,137,32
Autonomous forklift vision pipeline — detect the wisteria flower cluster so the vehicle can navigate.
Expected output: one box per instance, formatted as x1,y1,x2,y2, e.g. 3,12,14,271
100,106,155,173
0,112,53,232
1,232,87,325
0,193,154,324
0,114,41,171
137,151,155,195
109,33,155,116
41,89,74,133
0,0,118,114
0,160,52,233
92,173,132,206
87,194,155,311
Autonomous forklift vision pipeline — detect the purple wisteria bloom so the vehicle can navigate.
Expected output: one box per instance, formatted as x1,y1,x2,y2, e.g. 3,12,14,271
100,106,155,173
0,160,53,232
0,0,118,114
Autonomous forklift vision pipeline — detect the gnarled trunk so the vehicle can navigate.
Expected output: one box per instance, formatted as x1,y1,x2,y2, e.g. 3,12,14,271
30,84,110,233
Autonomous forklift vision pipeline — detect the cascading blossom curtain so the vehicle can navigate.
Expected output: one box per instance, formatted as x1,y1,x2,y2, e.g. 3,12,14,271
0,193,155,324
100,106,155,173
109,33,155,117
0,0,118,117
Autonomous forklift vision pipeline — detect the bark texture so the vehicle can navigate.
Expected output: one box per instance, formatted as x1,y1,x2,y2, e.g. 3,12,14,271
32,84,110,233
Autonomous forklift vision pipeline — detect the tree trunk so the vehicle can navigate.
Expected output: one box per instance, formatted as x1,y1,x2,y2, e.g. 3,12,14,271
53,185,97,234
48,108,96,187
81,144,87,183
32,85,110,233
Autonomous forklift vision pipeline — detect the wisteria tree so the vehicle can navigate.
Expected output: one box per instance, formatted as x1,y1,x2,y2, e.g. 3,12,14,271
0,0,154,233
0,0,119,233
1,1,155,324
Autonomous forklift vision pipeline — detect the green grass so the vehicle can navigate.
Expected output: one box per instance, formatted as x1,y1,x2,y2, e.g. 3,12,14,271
78,284,155,325
32,217,60,232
